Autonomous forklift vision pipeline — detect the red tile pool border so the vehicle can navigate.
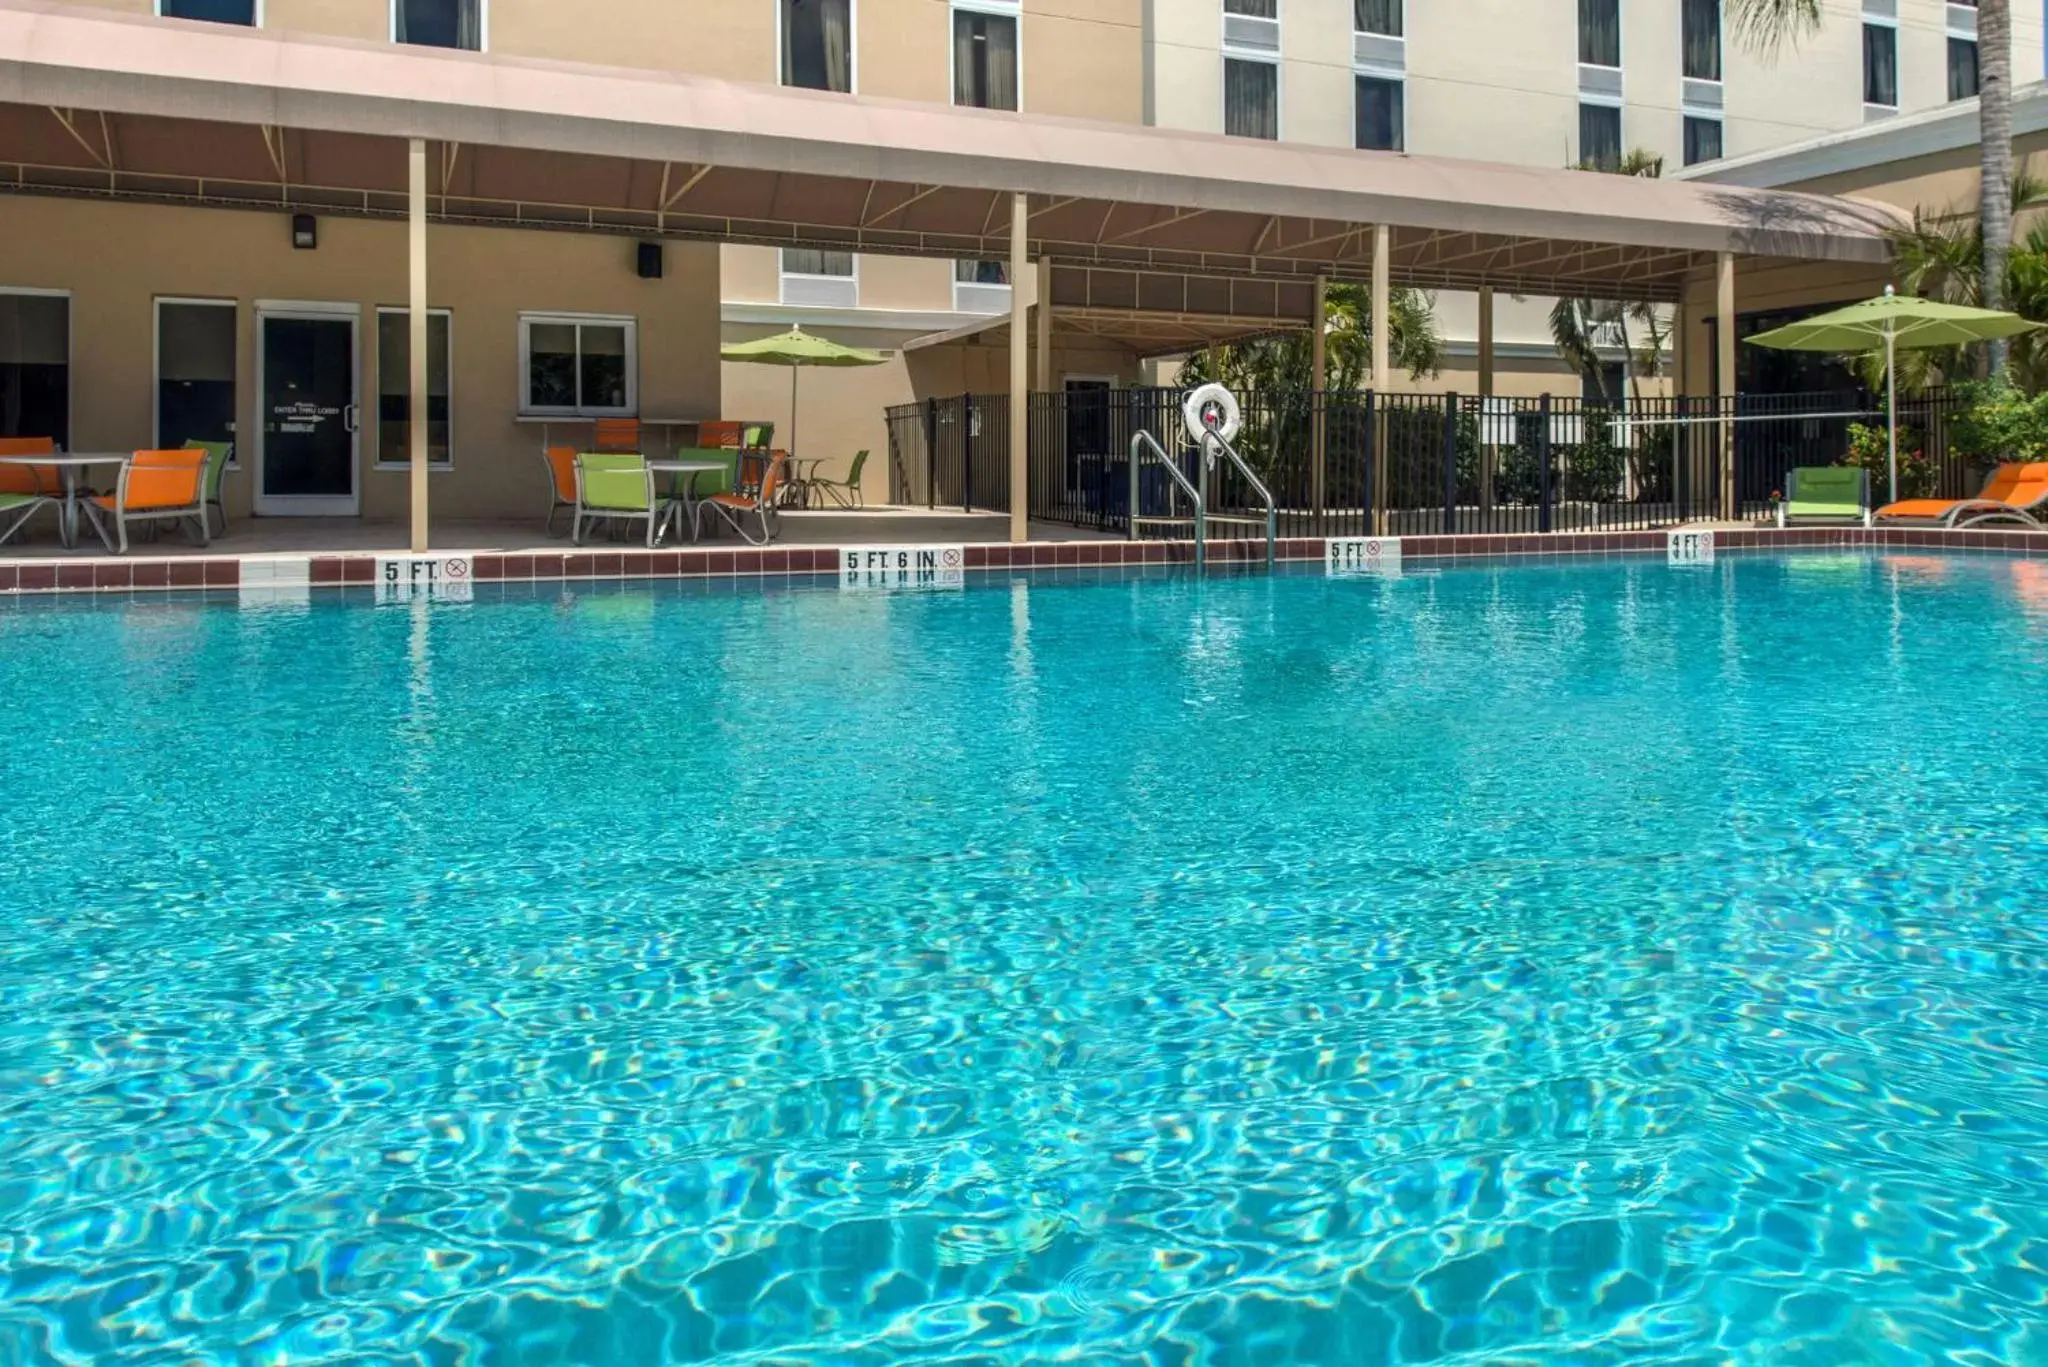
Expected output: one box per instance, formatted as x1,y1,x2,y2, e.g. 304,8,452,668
7,526,2048,596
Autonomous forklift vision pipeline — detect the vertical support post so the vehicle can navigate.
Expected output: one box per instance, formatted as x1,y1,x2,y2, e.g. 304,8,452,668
1716,250,1736,522
1441,391,1458,535
1310,275,1327,533
923,396,938,509
1477,285,1496,519
1538,392,1554,533
1034,256,1053,394
1008,191,1029,544
407,136,429,554
962,392,975,513
1371,224,1391,536
1669,300,1686,516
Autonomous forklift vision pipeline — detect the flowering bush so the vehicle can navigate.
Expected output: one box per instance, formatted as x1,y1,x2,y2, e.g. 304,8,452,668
1843,422,1936,500
1948,378,2048,465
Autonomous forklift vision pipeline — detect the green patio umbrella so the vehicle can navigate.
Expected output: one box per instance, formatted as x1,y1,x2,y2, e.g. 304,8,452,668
1745,286,2039,504
720,326,886,468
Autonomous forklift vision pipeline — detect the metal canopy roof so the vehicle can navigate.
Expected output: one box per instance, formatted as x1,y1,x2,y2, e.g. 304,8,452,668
0,0,1903,306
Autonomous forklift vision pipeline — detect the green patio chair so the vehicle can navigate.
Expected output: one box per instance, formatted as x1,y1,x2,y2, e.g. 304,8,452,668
183,439,234,537
808,449,869,508
1777,466,1870,528
573,452,664,547
668,446,733,501
0,487,52,548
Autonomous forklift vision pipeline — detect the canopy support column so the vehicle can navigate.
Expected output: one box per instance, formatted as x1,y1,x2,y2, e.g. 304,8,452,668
1716,251,1736,521
1477,285,1494,398
1310,275,1327,530
1034,256,1053,394
1009,190,1029,544
1371,224,1390,536
408,136,429,553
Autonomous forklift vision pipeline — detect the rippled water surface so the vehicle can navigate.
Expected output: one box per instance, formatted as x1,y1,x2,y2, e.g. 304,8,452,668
4,553,2048,1365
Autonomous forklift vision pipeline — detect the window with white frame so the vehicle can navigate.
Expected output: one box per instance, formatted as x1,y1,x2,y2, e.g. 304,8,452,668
954,259,1011,312
780,249,858,308
1683,115,1723,165
158,0,257,23
155,298,237,461
1355,76,1403,151
1863,12,1898,109
394,0,482,50
1948,0,1980,101
0,289,69,449
953,3,1020,111
519,314,634,417
1353,0,1405,151
376,307,452,467
1354,0,1399,37
1578,103,1622,170
782,0,853,93
1681,0,1720,80
1224,58,1279,139
1579,0,1621,67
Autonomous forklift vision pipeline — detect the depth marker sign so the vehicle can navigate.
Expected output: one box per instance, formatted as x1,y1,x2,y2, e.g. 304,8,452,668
1325,537,1402,577
377,555,474,602
841,545,966,590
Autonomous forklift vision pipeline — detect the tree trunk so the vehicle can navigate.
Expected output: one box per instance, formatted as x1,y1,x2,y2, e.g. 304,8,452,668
1981,0,2014,374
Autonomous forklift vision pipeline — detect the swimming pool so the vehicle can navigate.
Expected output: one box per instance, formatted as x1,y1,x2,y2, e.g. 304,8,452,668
2,553,2045,1364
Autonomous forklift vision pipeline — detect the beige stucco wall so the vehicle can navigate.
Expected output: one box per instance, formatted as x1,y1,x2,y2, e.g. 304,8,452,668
2,195,721,523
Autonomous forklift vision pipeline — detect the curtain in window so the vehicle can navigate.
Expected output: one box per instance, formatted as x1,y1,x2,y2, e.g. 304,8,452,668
784,249,853,276
457,0,480,52
396,0,480,50
784,0,852,92
955,13,1019,111
1578,104,1621,171
1681,0,1720,80
1354,0,1401,37
1863,23,1897,106
819,0,851,92
1683,115,1722,166
1948,37,1980,100
1224,0,1276,16
1355,76,1403,151
1578,0,1620,66
1224,59,1278,140
956,260,1009,284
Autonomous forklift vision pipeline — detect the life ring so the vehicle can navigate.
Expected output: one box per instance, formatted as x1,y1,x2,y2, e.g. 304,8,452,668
1182,383,1242,445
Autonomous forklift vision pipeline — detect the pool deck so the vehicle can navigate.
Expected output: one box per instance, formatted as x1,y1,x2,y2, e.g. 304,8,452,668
2,514,2045,595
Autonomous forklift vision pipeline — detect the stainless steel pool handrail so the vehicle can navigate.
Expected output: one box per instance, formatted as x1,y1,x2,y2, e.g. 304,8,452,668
1198,430,1276,568
1128,428,1208,571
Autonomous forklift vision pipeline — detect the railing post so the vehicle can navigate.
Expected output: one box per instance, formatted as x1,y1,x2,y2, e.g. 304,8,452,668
1441,391,1459,535
1538,392,1554,534
1364,389,1380,537
922,397,938,509
1128,427,1139,541
961,392,975,513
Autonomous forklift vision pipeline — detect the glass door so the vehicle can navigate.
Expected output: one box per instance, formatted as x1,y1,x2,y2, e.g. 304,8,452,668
256,305,359,515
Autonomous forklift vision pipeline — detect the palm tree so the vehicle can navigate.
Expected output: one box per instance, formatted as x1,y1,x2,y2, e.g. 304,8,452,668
1877,173,2048,390
1179,283,1443,393
1730,0,2014,375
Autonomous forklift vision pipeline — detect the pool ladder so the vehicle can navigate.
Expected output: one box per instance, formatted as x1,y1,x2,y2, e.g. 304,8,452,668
1127,428,1276,572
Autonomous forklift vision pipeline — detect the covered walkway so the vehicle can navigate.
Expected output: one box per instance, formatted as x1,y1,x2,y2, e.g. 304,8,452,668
0,0,1903,551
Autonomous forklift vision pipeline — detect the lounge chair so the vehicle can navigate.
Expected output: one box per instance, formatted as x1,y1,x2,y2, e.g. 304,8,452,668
81,449,210,554
182,439,234,538
697,452,786,545
542,445,578,535
1875,461,2048,529
809,449,870,508
1776,466,1870,527
573,451,664,547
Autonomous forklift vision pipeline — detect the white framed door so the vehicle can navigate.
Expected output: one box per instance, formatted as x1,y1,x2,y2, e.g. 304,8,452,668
255,302,360,515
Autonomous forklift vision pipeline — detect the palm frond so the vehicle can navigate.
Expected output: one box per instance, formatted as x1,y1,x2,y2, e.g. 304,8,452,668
1726,0,1823,56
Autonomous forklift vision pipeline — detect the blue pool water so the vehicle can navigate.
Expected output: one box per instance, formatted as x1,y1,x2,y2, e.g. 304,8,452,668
2,553,2047,1365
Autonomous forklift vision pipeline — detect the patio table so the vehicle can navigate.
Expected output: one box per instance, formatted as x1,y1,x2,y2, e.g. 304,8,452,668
648,458,732,543
0,452,129,550
784,456,832,509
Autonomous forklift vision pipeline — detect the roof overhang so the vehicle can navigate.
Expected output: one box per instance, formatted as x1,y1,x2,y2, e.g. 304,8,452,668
0,0,1905,304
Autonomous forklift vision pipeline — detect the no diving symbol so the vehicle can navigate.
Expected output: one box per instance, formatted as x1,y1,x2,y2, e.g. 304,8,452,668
940,548,962,570
442,558,470,581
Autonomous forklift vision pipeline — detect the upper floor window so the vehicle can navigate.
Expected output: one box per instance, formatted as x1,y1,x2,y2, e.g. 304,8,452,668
1949,36,1980,99
1578,103,1621,170
780,249,858,308
1356,75,1403,151
782,0,852,93
1579,0,1621,67
1682,0,1721,81
1683,115,1723,165
158,0,257,23
1224,58,1279,139
953,7,1020,111
1863,20,1898,108
395,0,482,51
1224,0,1275,14
1355,0,1401,37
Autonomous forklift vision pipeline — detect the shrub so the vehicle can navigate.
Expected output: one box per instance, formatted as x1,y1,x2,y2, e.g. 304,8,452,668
1843,421,1936,500
1947,378,2048,465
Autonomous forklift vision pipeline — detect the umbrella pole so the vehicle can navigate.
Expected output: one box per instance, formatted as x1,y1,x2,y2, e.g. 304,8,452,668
1886,322,1898,505
790,364,799,480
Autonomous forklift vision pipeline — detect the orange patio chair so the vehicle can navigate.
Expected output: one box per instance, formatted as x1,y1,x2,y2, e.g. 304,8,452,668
542,445,579,535
593,418,642,453
0,435,58,500
697,451,786,545
1875,461,2048,529
81,449,209,554
697,421,744,450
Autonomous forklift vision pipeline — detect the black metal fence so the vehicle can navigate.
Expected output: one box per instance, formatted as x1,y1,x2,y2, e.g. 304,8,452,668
886,386,1968,535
